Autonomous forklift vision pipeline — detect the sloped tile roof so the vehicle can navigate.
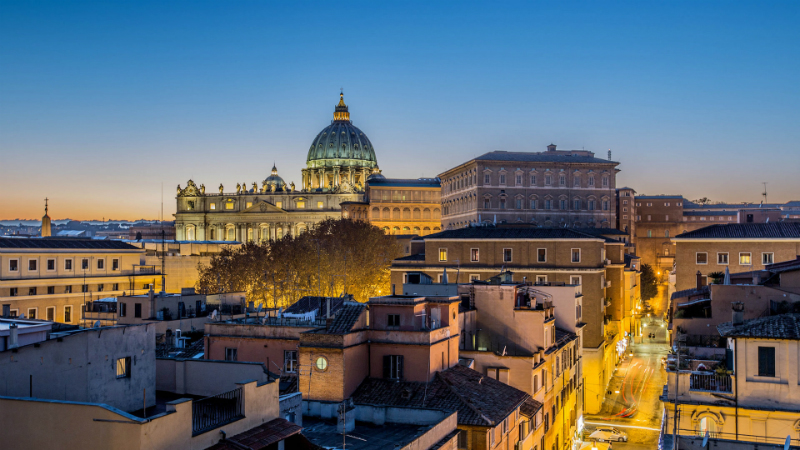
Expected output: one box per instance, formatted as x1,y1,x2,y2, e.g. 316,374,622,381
675,223,800,239
205,418,302,450
718,313,800,339
520,397,543,418
0,237,140,250
351,365,529,427
327,303,366,334
423,227,605,241
474,151,618,165
284,296,347,315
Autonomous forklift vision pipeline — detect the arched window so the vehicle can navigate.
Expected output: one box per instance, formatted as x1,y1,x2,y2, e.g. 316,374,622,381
423,208,431,219
413,208,421,219
403,208,411,219
372,207,380,219
382,208,391,219
392,226,400,235
433,208,441,218
186,225,196,241
413,227,420,234
393,208,401,220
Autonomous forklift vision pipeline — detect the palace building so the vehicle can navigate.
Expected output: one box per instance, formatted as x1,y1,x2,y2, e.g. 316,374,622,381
174,93,382,241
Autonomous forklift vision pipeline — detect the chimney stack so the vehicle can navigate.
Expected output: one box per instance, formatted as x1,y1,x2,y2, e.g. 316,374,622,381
696,271,703,289
732,302,745,325
326,297,331,319
9,323,19,349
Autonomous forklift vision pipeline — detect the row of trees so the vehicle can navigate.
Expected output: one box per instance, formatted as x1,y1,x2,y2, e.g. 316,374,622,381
196,218,402,308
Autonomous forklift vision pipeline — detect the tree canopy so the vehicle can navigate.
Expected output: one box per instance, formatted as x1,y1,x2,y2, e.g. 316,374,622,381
196,218,402,308
640,263,659,301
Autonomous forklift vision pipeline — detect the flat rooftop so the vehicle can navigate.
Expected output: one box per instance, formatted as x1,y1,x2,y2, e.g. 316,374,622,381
301,417,439,450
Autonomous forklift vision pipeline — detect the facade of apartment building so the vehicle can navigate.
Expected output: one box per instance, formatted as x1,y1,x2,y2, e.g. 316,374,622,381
615,187,636,242
664,312,800,448
439,145,620,230
391,226,632,414
0,238,162,324
457,281,582,450
672,223,800,291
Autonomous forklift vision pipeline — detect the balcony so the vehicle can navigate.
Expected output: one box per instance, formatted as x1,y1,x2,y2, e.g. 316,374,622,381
689,373,732,393
192,387,244,435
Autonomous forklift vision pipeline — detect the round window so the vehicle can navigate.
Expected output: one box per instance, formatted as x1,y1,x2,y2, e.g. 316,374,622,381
315,356,328,371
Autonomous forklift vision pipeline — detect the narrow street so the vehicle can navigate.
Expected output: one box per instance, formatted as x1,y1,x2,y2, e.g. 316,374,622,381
584,284,671,450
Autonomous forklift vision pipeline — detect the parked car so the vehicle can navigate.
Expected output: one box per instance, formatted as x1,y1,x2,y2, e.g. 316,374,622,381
589,427,628,442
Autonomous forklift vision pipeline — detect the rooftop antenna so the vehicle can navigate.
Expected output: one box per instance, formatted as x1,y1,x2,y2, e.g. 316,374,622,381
608,149,612,161
762,182,768,204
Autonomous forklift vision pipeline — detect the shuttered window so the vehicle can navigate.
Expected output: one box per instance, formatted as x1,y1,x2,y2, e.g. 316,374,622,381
758,347,775,377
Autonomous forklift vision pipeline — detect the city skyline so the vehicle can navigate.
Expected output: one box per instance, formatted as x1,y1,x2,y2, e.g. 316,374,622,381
2,1,799,220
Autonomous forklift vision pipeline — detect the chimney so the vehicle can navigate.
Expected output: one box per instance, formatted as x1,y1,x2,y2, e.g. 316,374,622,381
149,288,155,319
732,302,744,325
696,271,703,289
391,284,396,296
326,297,331,319
9,323,19,349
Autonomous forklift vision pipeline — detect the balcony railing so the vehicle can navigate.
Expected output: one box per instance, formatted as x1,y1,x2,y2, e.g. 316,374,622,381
192,387,244,435
689,373,732,393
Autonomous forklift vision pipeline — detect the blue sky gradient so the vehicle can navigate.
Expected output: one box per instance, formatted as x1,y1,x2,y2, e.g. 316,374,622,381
1,1,798,219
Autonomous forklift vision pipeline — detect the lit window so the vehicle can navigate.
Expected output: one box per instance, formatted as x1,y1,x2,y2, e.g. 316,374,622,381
64,306,72,323
739,253,752,265
315,356,328,371
225,201,234,210
210,203,216,210
116,357,131,378
276,202,282,209
439,248,448,262
317,201,324,209
296,201,305,209
470,248,479,262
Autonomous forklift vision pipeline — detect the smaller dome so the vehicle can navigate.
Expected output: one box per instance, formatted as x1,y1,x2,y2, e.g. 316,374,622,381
367,172,386,182
263,164,287,191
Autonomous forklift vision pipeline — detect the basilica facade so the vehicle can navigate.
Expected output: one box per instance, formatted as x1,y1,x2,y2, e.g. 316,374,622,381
174,93,379,242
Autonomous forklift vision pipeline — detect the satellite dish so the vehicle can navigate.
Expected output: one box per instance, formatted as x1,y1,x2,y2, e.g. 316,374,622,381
785,435,791,450
94,321,101,328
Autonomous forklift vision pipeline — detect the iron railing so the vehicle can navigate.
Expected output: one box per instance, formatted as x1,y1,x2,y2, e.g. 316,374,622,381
689,373,732,393
192,387,244,435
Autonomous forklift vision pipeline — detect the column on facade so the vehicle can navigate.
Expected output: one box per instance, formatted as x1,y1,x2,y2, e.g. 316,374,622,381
333,166,340,188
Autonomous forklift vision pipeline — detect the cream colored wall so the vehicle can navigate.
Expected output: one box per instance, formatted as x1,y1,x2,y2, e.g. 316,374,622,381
155,359,272,397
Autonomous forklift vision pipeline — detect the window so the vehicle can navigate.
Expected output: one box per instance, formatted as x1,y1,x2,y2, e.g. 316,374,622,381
9,288,17,297
499,174,506,185
530,199,537,209
27,308,37,319
516,198,523,209
571,249,581,263
225,202,234,210
296,201,305,209
113,283,119,291
284,350,298,373
439,248,448,262
97,284,104,292
503,248,512,263
47,286,55,294
573,199,581,210
458,430,468,448
9,259,18,271
516,175,522,185
210,203,216,210
112,259,119,271
484,198,491,209
64,285,72,294
499,199,506,209
647,229,652,238
47,259,55,271
116,357,131,378
65,259,72,270
97,259,104,270
82,258,89,270
29,287,37,296
537,248,546,262
545,175,552,186
570,276,581,285
64,306,72,323
536,275,547,284
762,253,774,265
717,253,729,265
588,200,595,211
647,215,651,221
560,199,567,210
119,303,127,317
696,253,708,264
134,303,142,318
470,248,479,262
665,229,670,237
740,253,752,265
469,274,480,281
82,284,88,293
559,175,565,186
388,314,400,328
484,174,490,184
384,355,404,380
225,348,238,362
588,176,594,187
530,175,537,185
28,260,37,271
758,347,775,377
46,307,55,321
545,200,552,210
602,176,609,187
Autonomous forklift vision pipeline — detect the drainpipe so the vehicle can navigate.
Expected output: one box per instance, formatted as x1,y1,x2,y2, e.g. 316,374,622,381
734,336,739,441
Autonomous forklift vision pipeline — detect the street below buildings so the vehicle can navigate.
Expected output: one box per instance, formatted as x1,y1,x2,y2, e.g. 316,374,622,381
583,283,671,450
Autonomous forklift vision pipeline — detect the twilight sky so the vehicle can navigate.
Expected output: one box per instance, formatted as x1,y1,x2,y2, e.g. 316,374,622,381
1,1,799,220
